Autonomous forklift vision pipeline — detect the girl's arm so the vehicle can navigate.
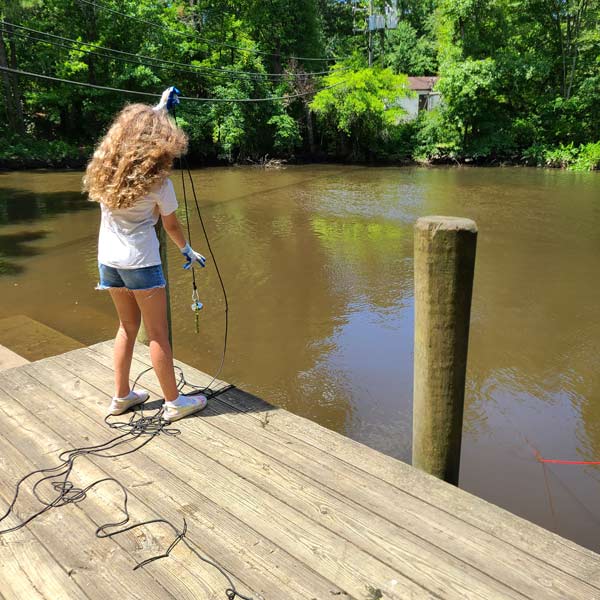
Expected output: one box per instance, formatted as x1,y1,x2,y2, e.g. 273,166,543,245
161,211,186,249
161,212,206,269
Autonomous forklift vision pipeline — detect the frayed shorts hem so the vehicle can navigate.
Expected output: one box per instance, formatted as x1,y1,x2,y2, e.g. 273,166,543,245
95,283,166,292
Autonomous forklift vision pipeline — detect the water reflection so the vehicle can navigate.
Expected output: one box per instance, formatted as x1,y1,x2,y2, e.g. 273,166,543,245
1,165,599,551
0,186,92,224
0,230,48,274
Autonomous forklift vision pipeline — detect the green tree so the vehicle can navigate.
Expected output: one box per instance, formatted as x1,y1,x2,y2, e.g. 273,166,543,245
0,0,36,134
385,20,437,75
428,0,600,159
311,64,409,159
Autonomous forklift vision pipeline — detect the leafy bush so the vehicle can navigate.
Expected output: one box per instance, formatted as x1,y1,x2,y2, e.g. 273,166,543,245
573,142,600,171
412,108,461,161
544,143,579,168
521,143,547,166
381,120,418,160
268,113,302,155
0,137,89,167
521,141,600,171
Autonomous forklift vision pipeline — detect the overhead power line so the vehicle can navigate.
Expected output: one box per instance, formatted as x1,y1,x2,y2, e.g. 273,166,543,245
75,0,343,63
6,25,266,81
7,27,217,81
0,65,344,103
2,21,341,80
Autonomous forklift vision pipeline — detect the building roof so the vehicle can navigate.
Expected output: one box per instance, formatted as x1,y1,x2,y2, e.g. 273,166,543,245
408,76,439,91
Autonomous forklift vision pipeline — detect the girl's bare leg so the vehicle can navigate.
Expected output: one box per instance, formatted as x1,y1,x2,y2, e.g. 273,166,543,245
133,287,179,402
108,288,141,398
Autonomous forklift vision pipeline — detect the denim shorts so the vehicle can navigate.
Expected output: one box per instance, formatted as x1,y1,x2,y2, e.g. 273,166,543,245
97,263,166,291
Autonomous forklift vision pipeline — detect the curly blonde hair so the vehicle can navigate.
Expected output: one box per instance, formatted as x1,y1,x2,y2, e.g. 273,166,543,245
84,103,188,209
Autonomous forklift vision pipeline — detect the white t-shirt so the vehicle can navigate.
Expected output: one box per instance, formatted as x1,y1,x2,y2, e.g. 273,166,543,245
97,178,178,269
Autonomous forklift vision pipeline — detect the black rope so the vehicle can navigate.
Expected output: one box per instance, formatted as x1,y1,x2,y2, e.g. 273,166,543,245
0,367,249,599
0,65,344,103
2,21,343,80
179,156,197,295
170,105,229,391
181,155,229,390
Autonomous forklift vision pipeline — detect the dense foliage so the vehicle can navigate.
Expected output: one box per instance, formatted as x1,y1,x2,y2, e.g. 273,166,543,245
1,0,599,168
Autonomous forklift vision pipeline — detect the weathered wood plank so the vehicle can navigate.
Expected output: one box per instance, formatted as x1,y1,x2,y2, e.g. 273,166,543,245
0,533,87,600
0,511,88,600
0,384,232,600
37,353,436,600
72,348,535,599
1,363,348,600
89,342,600,598
0,344,28,371
0,392,89,600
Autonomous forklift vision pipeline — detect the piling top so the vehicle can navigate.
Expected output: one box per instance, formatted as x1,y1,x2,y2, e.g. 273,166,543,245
415,216,478,234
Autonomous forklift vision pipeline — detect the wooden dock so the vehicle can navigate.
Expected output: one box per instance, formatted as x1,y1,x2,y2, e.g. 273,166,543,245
0,341,599,600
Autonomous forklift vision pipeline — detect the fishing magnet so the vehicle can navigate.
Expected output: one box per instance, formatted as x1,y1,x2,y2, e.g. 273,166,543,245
191,288,203,312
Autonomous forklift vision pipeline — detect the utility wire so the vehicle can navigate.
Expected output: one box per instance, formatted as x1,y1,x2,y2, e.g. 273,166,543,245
2,21,341,80
0,65,343,103
7,27,214,82
76,0,343,62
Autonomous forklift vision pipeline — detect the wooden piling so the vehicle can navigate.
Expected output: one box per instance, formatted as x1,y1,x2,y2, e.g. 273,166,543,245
137,221,172,347
412,216,477,485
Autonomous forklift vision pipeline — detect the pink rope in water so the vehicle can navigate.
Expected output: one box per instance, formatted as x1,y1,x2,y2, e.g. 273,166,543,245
536,454,600,465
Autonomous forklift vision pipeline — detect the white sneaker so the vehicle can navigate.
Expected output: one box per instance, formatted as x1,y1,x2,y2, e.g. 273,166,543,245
163,394,208,422
108,389,150,416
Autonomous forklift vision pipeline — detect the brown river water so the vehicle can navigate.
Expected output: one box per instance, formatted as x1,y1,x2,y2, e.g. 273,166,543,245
1,165,599,552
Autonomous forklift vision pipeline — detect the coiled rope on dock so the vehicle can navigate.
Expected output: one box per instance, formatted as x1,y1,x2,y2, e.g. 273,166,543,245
0,364,249,600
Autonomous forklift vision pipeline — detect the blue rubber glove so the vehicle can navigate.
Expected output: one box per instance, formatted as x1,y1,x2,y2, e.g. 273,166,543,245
180,242,206,270
153,86,181,112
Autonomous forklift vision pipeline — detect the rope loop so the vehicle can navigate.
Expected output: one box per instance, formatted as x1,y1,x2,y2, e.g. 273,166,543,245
0,365,249,599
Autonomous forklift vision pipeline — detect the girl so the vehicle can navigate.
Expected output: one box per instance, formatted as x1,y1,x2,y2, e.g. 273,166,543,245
84,89,207,422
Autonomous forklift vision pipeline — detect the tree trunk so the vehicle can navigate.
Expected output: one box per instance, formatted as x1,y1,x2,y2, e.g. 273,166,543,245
0,27,23,135
305,106,315,156
6,24,25,134
552,0,567,97
565,0,588,100
0,28,16,132
273,41,282,74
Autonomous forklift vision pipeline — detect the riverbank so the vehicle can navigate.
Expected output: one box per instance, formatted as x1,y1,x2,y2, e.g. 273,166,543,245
0,138,92,170
2,136,599,172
